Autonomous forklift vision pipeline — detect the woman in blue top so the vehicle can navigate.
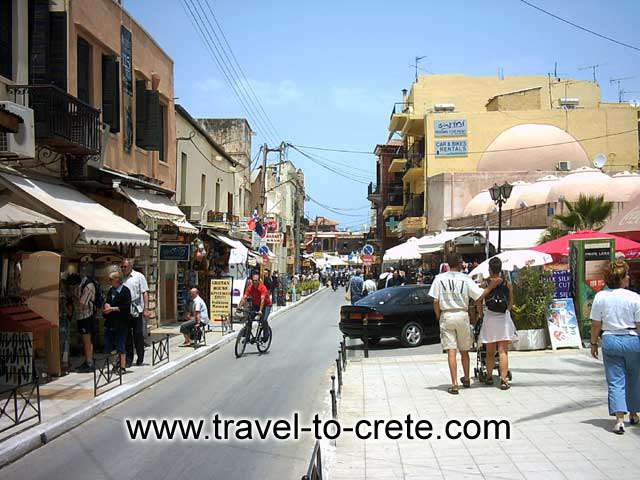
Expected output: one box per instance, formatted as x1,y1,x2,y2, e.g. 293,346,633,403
590,259,640,434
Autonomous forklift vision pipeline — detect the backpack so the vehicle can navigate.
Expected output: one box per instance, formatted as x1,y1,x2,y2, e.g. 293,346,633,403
486,281,509,313
81,277,104,315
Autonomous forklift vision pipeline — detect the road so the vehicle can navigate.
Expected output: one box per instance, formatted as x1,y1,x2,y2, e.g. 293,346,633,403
2,289,345,480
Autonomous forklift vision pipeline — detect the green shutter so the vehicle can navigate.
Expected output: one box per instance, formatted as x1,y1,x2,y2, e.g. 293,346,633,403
101,55,120,132
49,12,67,90
29,0,50,85
143,89,161,151
135,79,147,148
0,0,12,79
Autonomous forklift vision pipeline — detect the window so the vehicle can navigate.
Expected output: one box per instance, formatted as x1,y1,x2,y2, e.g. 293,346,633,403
76,36,91,104
410,288,432,305
135,78,162,151
159,103,167,162
101,55,120,132
200,174,206,209
215,182,220,212
180,152,188,204
0,0,12,79
227,192,233,217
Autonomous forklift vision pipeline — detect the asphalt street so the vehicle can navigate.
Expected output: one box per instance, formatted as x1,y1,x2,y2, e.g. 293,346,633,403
2,289,346,480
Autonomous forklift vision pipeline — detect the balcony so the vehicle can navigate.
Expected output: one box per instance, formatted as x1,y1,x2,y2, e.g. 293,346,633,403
403,193,425,218
7,85,101,155
367,182,382,203
388,101,424,135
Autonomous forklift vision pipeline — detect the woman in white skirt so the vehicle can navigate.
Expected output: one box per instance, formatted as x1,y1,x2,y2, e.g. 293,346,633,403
478,257,518,390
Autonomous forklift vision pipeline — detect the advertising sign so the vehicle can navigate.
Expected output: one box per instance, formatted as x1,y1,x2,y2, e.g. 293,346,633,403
159,244,190,261
209,278,232,322
435,140,468,157
120,26,133,153
434,119,467,137
0,332,33,386
547,298,582,350
551,270,571,299
265,232,284,245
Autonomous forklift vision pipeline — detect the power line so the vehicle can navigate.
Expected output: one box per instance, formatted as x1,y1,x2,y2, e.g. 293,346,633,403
305,193,370,217
290,145,374,174
290,144,376,155
289,145,373,184
518,0,640,52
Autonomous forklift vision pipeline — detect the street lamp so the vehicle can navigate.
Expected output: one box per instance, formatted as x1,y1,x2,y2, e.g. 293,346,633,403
489,182,513,254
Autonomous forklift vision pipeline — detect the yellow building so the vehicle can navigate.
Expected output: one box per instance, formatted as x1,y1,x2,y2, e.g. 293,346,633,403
387,74,640,237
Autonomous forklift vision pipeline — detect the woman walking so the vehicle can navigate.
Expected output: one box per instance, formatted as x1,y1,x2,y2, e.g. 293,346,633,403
477,257,518,390
590,259,640,434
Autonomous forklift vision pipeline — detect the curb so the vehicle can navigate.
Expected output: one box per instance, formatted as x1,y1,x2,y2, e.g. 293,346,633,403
0,287,327,468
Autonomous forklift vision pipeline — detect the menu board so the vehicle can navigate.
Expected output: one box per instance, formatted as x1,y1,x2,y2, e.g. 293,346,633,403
210,277,232,321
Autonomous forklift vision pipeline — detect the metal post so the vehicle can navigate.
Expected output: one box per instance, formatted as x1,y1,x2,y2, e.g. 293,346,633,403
166,334,170,361
363,317,369,358
497,201,503,254
330,388,337,419
341,338,347,370
336,358,342,396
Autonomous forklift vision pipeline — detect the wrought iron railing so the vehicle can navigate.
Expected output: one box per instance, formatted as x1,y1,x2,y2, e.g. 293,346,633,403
93,353,123,396
390,101,414,120
404,193,425,217
152,334,170,366
0,368,42,435
301,440,323,480
6,84,101,155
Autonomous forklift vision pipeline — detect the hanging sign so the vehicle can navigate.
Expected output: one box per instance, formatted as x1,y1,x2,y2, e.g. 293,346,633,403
159,244,190,261
120,26,133,153
547,298,582,350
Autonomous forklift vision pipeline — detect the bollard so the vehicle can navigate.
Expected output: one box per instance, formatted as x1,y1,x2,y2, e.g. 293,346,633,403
363,317,369,358
336,358,342,396
331,374,335,394
341,339,347,370
330,388,337,419
338,347,343,372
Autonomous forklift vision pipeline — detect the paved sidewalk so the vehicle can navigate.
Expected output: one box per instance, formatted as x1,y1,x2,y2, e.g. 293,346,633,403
330,349,640,480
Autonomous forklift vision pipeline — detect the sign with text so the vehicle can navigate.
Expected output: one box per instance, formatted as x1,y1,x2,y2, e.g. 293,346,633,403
435,140,468,157
434,119,467,137
0,332,33,386
159,244,190,261
209,278,232,321
265,232,284,245
120,26,133,153
551,270,571,299
547,298,582,350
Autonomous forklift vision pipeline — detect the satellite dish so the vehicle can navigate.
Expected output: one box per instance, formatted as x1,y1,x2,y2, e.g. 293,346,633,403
593,153,607,169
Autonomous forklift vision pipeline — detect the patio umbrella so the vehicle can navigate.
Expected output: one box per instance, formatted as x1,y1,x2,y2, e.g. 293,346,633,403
532,230,640,259
469,250,553,278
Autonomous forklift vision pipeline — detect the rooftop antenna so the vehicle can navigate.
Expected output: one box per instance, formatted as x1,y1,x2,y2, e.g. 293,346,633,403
610,76,637,103
620,90,640,103
578,64,603,83
410,56,427,82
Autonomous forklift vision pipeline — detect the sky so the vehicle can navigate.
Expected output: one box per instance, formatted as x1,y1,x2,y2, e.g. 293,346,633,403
124,0,640,230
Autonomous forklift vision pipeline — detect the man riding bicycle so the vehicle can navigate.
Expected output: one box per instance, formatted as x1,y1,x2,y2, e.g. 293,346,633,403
238,273,272,340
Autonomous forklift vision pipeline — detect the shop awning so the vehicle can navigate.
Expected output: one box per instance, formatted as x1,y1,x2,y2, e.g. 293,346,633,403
384,237,422,261
482,229,545,251
417,231,476,254
215,234,249,264
0,171,149,246
120,187,198,233
0,196,60,239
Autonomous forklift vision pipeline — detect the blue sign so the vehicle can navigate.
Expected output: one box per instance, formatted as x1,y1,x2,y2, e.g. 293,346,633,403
159,244,190,261
258,245,270,256
362,244,374,256
435,140,468,157
552,270,572,299
434,119,467,137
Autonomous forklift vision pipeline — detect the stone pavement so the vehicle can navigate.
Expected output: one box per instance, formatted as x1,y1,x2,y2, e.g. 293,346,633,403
329,349,640,480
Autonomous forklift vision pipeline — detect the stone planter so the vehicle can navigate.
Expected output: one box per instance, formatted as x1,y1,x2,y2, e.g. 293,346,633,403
512,328,547,351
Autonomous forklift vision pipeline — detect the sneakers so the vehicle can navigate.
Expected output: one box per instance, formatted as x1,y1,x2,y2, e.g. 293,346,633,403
76,362,94,373
613,422,625,435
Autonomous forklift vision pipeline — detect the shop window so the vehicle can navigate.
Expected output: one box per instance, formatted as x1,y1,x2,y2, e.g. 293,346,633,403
76,36,91,104
0,0,12,79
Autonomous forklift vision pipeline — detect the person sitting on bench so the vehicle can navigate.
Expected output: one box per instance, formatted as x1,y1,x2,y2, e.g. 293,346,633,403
180,288,209,346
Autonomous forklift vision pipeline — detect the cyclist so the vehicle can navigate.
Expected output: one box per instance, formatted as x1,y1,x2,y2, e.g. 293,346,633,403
238,272,272,340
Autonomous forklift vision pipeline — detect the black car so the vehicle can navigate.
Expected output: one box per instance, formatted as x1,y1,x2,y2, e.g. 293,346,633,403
339,285,437,347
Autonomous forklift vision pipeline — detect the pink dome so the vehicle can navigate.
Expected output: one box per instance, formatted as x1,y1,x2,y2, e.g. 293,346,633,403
547,167,614,203
608,172,640,202
512,175,560,207
478,124,590,172
463,190,496,216
503,181,531,210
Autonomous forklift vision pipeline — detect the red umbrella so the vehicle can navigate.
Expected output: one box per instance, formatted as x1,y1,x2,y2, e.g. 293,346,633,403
532,230,640,259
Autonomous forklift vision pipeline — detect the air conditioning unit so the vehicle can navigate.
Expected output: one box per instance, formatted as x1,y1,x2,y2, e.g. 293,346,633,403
557,161,571,171
559,97,579,108
0,102,35,159
434,103,455,112
180,206,201,222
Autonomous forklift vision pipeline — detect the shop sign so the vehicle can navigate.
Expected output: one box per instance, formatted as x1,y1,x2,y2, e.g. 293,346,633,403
0,332,33,386
266,232,284,245
120,26,133,153
264,217,279,234
435,140,467,157
209,278,232,321
207,211,227,223
551,270,571,299
287,256,295,265
434,119,467,137
547,298,582,350
159,244,190,261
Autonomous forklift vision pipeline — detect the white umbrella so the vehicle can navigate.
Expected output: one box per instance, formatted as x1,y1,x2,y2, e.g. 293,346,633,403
469,249,553,278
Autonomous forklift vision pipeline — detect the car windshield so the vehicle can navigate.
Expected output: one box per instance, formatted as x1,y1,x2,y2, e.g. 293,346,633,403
356,288,407,306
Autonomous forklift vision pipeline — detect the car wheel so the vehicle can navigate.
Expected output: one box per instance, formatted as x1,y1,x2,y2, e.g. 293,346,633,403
400,322,423,348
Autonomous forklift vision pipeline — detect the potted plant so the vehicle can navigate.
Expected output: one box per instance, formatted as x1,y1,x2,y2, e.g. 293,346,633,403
510,266,555,351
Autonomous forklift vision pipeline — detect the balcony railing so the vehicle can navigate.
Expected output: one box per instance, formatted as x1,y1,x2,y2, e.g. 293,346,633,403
367,182,379,196
390,102,414,120
405,138,425,170
403,193,425,218
7,84,101,155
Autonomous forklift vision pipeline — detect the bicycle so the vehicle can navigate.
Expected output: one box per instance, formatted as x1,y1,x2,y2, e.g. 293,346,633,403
234,307,272,358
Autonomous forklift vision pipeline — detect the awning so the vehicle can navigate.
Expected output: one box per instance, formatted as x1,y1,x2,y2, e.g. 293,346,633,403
482,229,546,251
417,231,476,254
383,237,422,261
0,195,61,239
0,171,149,246
120,186,198,233
215,234,248,264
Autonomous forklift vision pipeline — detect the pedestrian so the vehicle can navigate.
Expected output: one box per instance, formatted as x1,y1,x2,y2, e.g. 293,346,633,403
477,257,518,390
428,253,500,395
385,270,404,288
121,258,149,367
363,274,377,296
590,259,640,434
180,288,209,346
103,270,131,375
272,271,281,306
70,272,96,372
347,269,365,305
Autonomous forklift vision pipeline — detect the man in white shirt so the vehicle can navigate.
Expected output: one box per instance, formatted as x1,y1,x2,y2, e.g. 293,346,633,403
363,275,377,296
428,253,499,394
180,288,209,345
121,259,149,367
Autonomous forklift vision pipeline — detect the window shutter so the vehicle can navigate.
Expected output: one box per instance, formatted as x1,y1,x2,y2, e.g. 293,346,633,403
0,0,12,79
135,79,147,148
76,37,91,103
29,0,50,85
101,55,120,132
48,12,67,90
143,89,161,151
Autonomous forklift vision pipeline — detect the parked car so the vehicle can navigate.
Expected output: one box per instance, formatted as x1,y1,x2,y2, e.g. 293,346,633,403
339,285,437,347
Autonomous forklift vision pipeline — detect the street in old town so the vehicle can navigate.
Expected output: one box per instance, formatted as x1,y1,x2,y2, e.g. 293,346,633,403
1,1,640,479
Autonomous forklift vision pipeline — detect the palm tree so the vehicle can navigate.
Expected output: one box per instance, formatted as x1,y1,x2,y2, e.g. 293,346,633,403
539,194,613,244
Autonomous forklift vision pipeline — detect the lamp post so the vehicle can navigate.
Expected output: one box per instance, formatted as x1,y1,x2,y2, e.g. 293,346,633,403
489,182,513,254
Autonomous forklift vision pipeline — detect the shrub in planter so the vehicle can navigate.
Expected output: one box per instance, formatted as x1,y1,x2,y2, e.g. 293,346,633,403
511,266,556,350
